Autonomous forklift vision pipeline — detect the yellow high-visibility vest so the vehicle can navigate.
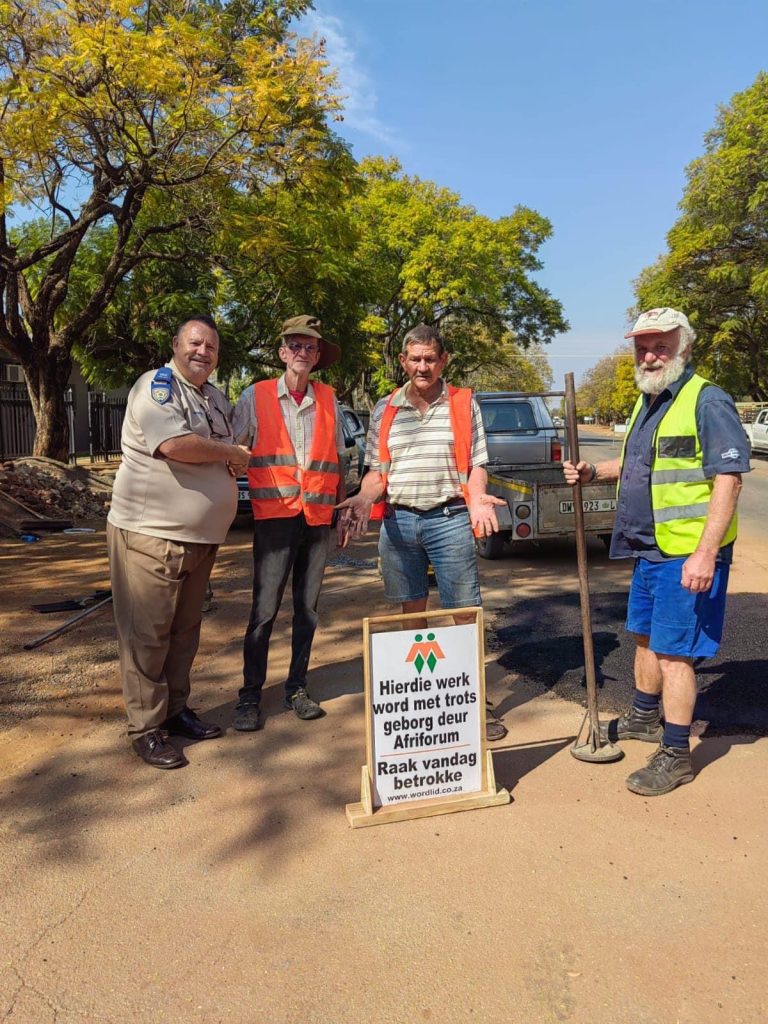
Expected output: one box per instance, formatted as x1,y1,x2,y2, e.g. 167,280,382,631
621,373,737,556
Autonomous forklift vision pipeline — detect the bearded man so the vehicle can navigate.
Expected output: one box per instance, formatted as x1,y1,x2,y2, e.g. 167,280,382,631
563,308,749,796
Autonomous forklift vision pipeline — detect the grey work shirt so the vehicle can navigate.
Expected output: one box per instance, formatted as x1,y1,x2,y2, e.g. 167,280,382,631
108,360,237,544
231,375,345,462
610,366,751,562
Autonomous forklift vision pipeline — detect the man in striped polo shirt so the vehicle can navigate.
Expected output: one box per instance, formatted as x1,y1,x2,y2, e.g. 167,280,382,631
337,323,508,739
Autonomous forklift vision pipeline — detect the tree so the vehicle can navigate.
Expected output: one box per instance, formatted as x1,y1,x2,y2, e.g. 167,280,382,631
462,328,553,393
634,72,768,400
0,0,341,458
188,154,566,406
24,197,223,389
212,142,368,400
577,346,636,422
349,158,568,397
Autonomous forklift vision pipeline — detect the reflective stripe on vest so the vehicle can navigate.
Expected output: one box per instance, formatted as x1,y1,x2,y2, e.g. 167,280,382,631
248,453,297,468
247,379,340,524
307,459,340,474
620,373,738,556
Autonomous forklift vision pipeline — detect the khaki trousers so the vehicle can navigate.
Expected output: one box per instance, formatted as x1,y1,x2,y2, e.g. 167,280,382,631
107,524,217,737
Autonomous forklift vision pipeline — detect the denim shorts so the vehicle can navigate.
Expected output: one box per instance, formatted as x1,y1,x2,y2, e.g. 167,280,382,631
626,555,730,659
378,503,481,608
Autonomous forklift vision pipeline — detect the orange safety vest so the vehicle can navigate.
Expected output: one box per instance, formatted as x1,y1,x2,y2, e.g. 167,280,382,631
247,380,340,525
372,384,475,522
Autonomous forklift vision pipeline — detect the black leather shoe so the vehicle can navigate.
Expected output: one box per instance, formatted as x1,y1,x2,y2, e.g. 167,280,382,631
163,707,223,741
131,729,186,769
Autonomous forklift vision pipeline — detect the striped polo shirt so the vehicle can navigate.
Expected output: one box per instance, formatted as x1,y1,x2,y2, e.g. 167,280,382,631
365,380,488,510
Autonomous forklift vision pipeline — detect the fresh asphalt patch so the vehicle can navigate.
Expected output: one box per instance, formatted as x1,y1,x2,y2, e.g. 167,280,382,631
489,588,768,734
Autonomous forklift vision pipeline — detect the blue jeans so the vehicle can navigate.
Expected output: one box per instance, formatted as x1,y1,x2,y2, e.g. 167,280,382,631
378,503,481,608
626,555,731,659
240,514,331,704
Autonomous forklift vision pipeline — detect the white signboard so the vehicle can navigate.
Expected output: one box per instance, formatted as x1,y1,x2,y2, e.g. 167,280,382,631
370,623,483,806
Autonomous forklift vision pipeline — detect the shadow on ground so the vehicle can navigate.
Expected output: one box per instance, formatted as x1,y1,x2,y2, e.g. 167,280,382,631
491,736,574,793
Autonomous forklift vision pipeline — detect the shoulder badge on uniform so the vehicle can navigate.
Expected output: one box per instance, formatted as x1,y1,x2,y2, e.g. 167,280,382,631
150,367,173,405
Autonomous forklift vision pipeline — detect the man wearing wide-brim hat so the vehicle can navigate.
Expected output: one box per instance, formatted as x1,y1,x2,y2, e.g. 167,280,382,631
231,314,346,730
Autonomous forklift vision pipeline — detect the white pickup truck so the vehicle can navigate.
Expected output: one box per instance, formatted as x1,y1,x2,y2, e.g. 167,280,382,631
476,392,617,558
748,408,768,454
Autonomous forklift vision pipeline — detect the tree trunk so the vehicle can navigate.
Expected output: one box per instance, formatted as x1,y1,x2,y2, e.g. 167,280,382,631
25,347,74,462
382,332,397,383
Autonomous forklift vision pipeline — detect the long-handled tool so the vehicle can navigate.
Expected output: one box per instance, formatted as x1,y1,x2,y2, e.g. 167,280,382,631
23,595,113,651
31,589,112,613
564,373,623,763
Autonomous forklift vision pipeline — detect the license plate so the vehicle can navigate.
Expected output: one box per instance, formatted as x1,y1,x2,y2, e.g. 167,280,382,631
559,498,617,514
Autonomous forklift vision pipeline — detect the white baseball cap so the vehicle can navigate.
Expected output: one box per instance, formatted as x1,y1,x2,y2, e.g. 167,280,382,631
625,307,692,338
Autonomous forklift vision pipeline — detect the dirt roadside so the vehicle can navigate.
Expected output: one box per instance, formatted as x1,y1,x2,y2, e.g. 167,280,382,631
0,520,766,1024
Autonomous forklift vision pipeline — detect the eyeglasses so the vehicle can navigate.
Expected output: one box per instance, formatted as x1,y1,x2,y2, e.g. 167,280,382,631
202,401,232,440
285,342,319,354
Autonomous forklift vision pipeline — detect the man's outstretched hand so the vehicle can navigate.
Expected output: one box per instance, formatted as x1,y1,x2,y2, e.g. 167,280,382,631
334,494,374,548
469,494,506,537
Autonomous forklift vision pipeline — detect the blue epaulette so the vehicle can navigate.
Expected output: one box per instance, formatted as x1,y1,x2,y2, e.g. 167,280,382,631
150,367,173,405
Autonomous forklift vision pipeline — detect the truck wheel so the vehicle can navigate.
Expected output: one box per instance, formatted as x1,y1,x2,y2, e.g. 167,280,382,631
475,532,506,560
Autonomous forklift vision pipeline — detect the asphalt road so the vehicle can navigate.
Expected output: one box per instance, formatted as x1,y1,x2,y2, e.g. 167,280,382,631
486,430,768,734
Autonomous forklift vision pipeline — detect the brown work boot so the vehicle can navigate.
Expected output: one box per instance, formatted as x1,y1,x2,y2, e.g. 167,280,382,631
625,744,694,796
600,705,663,744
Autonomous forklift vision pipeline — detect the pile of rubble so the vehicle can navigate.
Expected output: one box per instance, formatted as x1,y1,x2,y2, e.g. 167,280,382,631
0,457,115,524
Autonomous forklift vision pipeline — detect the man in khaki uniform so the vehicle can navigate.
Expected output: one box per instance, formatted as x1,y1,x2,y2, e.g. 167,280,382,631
108,315,250,769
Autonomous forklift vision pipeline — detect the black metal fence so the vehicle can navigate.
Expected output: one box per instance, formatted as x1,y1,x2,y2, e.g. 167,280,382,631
88,392,126,461
0,383,123,463
0,382,35,460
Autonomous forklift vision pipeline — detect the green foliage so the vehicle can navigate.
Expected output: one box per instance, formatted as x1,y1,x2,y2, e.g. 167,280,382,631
634,72,768,400
213,139,368,399
0,0,570,454
348,158,568,392
460,327,553,393
0,0,342,456
577,346,636,421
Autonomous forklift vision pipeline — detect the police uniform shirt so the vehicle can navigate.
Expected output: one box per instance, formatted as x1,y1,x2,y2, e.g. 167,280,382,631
108,360,237,544
610,365,751,562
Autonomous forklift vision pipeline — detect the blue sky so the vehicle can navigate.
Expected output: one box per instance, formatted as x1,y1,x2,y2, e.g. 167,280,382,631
299,0,768,384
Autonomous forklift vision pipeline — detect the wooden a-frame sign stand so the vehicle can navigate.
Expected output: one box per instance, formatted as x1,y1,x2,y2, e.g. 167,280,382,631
346,607,510,828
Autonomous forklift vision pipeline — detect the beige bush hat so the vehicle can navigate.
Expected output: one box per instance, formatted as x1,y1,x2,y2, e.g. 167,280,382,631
280,314,340,370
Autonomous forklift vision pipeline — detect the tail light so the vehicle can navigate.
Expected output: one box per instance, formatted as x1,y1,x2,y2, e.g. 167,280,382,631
515,522,531,538
551,438,562,462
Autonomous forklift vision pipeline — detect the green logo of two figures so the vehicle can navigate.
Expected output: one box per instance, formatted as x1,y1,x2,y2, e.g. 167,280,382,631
405,633,445,674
